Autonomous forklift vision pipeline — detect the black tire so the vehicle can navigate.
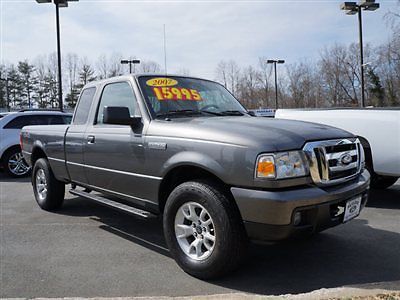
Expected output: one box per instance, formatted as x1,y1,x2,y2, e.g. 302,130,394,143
163,180,248,279
370,173,398,189
365,163,398,190
2,147,31,178
32,158,65,211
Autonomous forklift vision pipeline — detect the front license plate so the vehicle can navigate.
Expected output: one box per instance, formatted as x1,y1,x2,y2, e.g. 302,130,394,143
343,196,362,223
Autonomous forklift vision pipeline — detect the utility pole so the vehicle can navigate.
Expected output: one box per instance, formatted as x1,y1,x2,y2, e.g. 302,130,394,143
267,59,285,109
35,0,79,111
340,1,380,107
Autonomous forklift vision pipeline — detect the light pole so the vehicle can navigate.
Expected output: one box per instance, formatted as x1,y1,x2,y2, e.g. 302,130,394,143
340,1,379,107
267,59,285,109
35,0,79,112
121,59,141,74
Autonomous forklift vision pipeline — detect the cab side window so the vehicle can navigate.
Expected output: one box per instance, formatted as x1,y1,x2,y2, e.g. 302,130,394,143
73,87,96,125
96,82,138,125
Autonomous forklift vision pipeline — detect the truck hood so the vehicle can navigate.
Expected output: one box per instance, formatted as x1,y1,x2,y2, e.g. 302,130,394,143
148,116,354,152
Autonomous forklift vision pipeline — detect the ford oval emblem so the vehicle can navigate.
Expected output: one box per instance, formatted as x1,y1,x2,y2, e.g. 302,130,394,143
340,153,353,165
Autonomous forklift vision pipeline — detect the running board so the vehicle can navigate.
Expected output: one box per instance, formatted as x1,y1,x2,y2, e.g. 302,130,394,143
69,189,157,219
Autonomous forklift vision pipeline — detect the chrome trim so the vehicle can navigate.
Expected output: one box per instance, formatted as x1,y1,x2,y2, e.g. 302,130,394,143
22,150,32,155
303,138,363,186
48,157,64,163
64,160,162,180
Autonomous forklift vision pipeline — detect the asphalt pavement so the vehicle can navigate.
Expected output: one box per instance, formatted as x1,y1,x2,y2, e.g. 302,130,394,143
1,172,399,298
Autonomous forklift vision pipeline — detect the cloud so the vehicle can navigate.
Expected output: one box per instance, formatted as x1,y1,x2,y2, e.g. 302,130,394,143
1,0,397,79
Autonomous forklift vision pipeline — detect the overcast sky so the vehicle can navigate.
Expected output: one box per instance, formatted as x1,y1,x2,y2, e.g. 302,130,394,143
0,0,398,79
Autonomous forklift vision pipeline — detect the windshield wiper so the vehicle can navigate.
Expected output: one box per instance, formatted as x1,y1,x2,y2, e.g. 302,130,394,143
219,110,247,116
156,109,203,119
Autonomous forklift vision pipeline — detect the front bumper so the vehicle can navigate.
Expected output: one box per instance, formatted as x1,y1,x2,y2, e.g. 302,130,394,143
231,170,370,241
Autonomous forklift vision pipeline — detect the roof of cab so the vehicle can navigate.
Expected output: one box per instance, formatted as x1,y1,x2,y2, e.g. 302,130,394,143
82,73,213,89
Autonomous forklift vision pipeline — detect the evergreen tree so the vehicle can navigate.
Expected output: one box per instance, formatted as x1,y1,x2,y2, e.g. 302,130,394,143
0,64,7,110
7,66,22,109
367,68,385,107
17,61,36,108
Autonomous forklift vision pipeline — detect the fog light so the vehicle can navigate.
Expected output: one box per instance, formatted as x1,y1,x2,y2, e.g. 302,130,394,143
293,212,302,226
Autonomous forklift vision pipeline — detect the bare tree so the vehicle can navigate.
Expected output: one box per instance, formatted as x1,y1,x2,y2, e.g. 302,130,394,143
239,65,260,108
286,60,323,108
215,60,228,88
139,60,162,73
65,53,79,107
108,52,124,77
257,57,274,107
96,54,108,79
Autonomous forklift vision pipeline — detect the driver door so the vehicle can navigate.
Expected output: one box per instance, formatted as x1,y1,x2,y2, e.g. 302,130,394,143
83,81,147,204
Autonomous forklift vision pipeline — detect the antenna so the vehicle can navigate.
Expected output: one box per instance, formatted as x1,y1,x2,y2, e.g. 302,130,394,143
163,24,167,75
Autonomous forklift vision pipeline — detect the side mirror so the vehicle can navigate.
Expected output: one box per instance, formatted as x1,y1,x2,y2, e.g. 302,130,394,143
103,106,141,127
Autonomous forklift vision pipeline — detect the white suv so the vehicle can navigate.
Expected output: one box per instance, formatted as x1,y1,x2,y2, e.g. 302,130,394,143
0,110,72,177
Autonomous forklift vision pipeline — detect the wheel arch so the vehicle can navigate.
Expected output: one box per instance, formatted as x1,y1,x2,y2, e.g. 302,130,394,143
358,135,374,172
31,146,48,167
0,144,21,166
158,164,234,214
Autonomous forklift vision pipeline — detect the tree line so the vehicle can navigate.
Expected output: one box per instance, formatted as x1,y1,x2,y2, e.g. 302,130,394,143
216,28,400,109
0,53,162,111
1,11,399,111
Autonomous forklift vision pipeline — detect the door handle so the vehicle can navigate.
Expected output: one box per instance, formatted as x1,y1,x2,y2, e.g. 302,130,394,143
87,135,95,144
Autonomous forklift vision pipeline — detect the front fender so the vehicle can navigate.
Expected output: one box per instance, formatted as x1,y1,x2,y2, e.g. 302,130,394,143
162,151,226,181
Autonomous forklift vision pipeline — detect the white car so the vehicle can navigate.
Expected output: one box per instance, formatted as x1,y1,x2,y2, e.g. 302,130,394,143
0,110,72,177
275,108,400,189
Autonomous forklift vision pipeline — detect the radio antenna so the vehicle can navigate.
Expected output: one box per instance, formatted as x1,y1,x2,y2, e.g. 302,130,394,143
163,24,168,75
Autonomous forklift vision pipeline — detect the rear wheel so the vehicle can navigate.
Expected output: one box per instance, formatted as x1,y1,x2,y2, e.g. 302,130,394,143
32,158,65,211
163,180,247,279
3,147,31,177
366,163,398,190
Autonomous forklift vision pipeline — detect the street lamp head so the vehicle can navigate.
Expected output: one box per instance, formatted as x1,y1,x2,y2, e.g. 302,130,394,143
35,0,79,7
267,60,275,64
359,0,375,6
121,60,129,64
131,60,141,64
363,3,379,11
346,9,358,15
277,60,285,64
341,2,357,11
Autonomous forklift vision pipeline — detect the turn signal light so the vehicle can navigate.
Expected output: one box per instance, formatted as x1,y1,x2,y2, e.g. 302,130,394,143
256,156,275,178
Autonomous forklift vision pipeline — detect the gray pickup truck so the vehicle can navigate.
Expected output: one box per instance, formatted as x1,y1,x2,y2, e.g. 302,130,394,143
21,74,370,279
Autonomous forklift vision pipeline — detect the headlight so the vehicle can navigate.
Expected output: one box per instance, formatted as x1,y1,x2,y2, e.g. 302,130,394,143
256,151,308,179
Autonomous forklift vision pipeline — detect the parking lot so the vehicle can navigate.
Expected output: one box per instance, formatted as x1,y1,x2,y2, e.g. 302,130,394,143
1,172,399,298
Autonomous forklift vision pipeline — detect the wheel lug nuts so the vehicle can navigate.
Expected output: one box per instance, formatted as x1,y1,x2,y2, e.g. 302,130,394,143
198,221,201,225
203,227,206,232
192,223,196,227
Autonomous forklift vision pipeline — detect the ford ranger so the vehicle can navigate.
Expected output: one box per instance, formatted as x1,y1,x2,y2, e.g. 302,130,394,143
21,75,370,279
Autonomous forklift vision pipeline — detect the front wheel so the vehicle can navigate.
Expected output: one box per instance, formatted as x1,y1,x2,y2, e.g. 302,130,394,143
163,180,247,279
32,158,65,211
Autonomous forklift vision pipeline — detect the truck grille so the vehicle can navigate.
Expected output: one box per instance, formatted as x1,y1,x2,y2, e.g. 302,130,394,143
303,138,364,186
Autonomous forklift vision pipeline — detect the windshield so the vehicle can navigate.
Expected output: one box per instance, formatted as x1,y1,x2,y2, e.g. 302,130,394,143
137,76,247,118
